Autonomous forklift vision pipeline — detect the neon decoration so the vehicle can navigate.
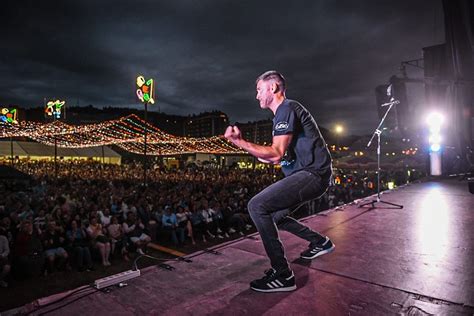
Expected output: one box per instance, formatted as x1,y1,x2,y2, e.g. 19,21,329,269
45,100,66,119
136,76,155,104
0,108,18,124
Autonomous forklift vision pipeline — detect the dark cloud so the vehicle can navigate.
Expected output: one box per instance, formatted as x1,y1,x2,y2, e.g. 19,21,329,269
0,0,444,134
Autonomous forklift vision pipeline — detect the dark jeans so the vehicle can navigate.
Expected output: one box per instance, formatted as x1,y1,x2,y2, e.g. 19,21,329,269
163,226,185,244
191,222,206,240
228,214,245,232
248,169,330,272
74,246,92,269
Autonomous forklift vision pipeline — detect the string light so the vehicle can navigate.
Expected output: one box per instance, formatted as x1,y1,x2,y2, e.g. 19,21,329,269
0,114,245,155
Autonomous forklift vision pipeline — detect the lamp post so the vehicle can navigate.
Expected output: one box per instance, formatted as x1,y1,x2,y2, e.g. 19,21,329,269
334,124,344,152
45,99,65,180
1,107,19,167
136,75,155,186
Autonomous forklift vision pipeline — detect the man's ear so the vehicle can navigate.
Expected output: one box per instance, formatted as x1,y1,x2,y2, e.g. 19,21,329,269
271,82,279,93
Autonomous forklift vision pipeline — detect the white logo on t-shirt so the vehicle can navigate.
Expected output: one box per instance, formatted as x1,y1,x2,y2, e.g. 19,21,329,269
275,122,289,131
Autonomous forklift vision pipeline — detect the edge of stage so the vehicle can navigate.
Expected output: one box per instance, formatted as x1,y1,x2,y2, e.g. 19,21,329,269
7,177,474,315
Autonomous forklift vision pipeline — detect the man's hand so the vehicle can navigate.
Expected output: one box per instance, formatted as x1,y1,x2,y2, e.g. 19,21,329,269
224,126,242,144
258,157,278,164
225,125,291,164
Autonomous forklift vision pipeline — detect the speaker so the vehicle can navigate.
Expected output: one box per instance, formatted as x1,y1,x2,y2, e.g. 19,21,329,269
389,76,410,137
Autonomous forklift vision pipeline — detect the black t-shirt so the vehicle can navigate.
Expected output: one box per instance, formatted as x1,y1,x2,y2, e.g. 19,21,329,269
273,99,332,178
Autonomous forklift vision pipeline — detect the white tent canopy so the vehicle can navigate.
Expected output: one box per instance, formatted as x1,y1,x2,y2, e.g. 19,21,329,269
0,141,121,164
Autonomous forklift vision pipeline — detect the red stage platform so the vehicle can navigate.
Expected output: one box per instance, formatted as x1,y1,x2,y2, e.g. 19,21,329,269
9,178,474,315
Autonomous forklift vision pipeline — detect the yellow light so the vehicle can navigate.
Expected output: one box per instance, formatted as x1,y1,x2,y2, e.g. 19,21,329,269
335,125,343,134
0,114,246,156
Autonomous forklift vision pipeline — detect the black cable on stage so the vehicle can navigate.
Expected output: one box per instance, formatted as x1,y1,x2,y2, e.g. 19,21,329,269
133,253,182,271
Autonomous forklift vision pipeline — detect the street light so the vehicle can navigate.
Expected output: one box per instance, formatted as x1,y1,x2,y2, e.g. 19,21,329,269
334,124,344,151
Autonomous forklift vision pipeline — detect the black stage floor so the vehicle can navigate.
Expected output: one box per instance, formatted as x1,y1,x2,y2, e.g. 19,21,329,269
10,178,474,315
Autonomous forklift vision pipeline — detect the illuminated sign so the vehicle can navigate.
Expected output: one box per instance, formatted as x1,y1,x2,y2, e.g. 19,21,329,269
136,76,155,104
0,108,18,124
45,100,65,119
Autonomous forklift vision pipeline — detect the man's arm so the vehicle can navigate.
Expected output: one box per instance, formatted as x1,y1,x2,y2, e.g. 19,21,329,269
225,126,292,164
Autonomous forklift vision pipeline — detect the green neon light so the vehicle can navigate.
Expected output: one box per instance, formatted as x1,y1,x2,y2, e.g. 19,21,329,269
45,100,65,119
1,108,18,124
136,75,155,104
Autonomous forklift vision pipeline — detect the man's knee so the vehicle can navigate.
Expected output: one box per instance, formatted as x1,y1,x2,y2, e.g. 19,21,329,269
248,195,265,215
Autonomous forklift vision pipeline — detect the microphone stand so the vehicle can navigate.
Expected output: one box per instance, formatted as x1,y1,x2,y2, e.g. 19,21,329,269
359,99,403,209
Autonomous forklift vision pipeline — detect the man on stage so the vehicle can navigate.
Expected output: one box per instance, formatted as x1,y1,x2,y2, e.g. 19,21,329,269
224,70,335,292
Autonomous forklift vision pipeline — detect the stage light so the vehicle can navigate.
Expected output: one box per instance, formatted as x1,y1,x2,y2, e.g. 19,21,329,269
429,135,441,144
427,111,443,175
426,112,444,128
427,112,443,153
430,144,441,152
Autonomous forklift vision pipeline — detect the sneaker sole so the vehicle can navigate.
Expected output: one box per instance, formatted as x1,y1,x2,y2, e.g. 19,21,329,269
300,244,335,260
250,285,297,293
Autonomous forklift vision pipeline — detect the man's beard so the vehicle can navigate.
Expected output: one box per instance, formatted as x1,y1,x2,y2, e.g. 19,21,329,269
261,96,272,108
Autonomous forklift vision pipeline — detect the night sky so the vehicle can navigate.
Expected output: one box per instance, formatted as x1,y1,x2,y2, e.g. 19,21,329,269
1,0,445,135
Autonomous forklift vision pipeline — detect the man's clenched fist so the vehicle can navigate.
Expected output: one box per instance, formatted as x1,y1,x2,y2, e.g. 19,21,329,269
224,125,242,144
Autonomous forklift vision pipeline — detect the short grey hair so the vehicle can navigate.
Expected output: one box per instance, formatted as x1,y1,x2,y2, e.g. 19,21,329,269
255,70,286,92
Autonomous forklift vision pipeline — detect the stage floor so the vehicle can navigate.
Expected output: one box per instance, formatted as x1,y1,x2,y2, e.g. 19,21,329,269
12,178,474,315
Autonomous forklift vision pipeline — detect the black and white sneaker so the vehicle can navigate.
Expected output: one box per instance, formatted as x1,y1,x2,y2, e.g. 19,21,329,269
250,268,297,293
300,236,335,259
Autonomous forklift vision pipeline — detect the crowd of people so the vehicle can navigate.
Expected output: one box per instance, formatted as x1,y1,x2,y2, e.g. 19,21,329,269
0,159,425,287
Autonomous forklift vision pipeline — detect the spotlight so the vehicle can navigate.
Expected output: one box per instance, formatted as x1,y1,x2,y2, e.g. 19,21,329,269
426,112,444,128
427,112,443,175
430,144,441,152
428,135,442,144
